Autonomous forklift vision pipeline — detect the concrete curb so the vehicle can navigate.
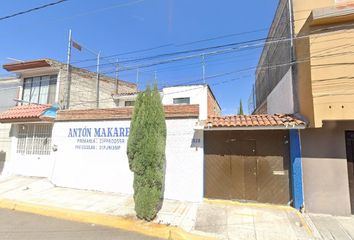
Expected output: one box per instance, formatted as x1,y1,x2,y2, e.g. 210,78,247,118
303,214,323,239
204,198,314,238
0,198,215,240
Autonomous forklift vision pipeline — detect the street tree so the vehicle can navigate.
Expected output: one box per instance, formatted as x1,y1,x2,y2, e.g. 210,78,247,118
127,83,166,221
237,99,244,115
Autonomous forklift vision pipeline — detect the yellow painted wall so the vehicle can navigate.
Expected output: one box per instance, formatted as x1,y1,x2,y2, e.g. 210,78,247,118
292,0,354,127
310,29,354,126
292,0,345,34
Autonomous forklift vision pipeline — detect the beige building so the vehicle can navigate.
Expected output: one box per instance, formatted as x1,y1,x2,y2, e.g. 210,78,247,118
0,59,137,177
2,59,137,110
253,0,354,215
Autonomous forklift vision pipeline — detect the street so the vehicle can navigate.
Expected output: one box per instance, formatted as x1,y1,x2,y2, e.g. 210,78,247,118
0,209,161,240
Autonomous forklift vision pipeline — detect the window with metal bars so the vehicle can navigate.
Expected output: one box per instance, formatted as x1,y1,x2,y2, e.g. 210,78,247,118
16,124,52,155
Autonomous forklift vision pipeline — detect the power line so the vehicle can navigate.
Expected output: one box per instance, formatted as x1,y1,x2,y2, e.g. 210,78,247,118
64,45,354,97
61,50,354,107
139,51,260,75
99,35,354,75
76,21,354,73
79,37,268,69
70,9,354,69
137,42,351,73
71,44,174,64
125,39,352,76
0,0,68,21
53,0,145,23
47,40,354,100
72,31,269,65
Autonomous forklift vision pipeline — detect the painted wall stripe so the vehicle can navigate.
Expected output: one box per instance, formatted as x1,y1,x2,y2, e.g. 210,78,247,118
289,129,304,210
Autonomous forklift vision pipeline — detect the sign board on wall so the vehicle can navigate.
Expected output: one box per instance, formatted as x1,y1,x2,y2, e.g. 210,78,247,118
50,119,204,202
67,126,130,151
51,121,134,195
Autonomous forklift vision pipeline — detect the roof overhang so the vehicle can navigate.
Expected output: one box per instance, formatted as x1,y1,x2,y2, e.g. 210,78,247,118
55,104,200,122
204,125,306,131
0,104,57,123
205,114,307,130
3,60,51,72
0,118,47,124
310,4,354,26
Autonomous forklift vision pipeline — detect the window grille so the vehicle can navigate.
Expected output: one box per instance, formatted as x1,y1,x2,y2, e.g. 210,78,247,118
16,124,52,155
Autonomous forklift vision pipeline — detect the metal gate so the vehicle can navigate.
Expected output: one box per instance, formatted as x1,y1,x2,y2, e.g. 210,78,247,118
13,123,53,177
204,130,291,205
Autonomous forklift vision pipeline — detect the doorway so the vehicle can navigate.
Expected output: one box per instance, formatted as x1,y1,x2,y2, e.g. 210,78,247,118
204,130,291,205
345,131,354,214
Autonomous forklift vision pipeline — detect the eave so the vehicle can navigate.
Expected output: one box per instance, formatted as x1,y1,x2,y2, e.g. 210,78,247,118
3,60,51,72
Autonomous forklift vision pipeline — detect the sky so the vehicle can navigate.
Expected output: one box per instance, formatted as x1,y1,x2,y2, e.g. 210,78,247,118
0,0,279,115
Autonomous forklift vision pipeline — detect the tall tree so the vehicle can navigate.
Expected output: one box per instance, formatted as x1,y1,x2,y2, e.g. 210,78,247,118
238,99,244,115
127,83,166,221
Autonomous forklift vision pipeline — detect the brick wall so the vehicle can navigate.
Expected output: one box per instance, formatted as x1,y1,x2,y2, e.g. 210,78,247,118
207,88,221,117
56,104,200,121
50,60,136,110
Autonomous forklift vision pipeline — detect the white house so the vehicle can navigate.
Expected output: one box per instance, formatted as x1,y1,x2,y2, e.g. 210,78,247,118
0,59,136,178
113,84,221,120
0,59,221,202
48,84,220,202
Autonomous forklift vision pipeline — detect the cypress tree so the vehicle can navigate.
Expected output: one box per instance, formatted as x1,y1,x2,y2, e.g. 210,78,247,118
238,99,244,115
127,92,143,171
127,83,166,221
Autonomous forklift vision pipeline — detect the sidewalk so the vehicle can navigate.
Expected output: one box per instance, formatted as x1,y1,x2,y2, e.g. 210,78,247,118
0,176,314,240
306,213,354,240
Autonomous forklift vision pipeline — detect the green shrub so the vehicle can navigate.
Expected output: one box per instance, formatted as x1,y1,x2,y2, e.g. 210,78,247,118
127,83,166,221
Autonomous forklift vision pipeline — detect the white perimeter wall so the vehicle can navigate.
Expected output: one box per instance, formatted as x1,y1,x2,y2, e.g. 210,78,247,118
162,85,208,120
0,124,12,175
3,124,54,178
267,68,294,114
50,118,204,202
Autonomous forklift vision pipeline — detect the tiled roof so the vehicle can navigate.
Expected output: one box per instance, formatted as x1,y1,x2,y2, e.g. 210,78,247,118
56,104,200,121
206,114,306,129
0,104,51,122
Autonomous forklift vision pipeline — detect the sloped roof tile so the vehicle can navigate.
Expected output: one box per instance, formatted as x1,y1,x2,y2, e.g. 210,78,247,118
206,114,306,129
0,104,51,122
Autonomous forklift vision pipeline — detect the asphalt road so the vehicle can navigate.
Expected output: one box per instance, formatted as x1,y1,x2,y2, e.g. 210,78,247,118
0,209,161,240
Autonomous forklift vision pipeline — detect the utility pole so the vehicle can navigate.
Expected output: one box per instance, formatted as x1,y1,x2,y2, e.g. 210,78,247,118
65,29,72,109
136,68,139,87
115,59,119,94
202,54,206,83
96,51,100,109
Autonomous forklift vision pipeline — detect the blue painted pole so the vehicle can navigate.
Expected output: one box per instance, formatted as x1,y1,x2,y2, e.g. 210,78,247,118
289,129,304,210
